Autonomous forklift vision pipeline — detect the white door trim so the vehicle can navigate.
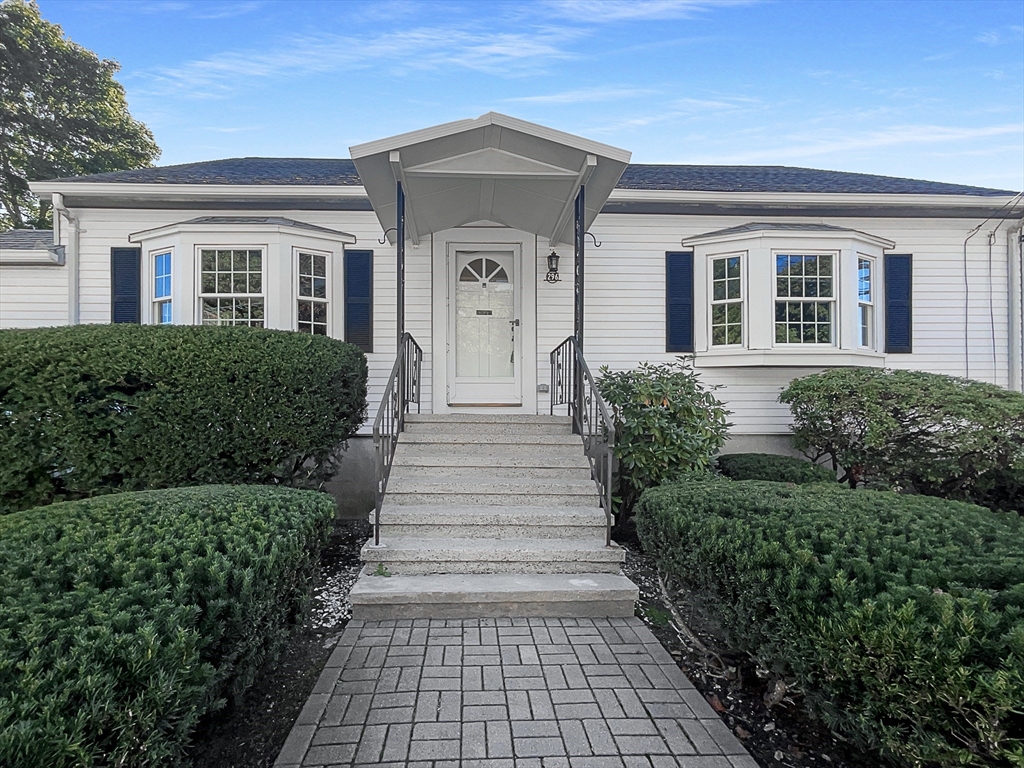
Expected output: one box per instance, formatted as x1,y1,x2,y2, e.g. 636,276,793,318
431,227,537,414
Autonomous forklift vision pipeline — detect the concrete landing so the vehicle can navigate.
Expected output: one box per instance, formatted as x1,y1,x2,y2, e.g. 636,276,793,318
275,617,758,768
350,572,639,619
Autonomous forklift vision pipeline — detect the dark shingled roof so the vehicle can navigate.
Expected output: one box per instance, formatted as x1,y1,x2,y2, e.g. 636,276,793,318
48,157,1017,197
0,229,54,249
616,164,1016,196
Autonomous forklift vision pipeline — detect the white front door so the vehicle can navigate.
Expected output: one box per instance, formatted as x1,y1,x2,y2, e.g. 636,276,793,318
448,249,521,405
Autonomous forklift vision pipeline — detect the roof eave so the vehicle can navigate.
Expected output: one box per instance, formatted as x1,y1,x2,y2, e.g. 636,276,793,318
30,181,368,198
128,220,357,244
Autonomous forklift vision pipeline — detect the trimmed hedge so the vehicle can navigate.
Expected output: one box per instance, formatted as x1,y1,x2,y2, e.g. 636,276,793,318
0,325,367,513
636,479,1024,768
780,367,1024,496
715,452,835,484
0,485,335,768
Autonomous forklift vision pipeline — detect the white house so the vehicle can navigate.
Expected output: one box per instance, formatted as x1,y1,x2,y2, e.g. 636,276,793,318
3,112,1023,516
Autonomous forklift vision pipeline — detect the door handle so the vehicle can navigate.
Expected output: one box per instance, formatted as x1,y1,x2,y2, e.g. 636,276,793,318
509,319,520,327
509,319,519,364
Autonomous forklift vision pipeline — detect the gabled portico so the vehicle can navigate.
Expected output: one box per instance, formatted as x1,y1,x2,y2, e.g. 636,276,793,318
350,113,630,413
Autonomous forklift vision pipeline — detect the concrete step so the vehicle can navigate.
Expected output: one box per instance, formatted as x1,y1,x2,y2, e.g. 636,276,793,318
393,453,590,470
386,476,599,506
406,414,571,425
390,465,593,482
399,433,583,447
374,504,609,539
350,571,639,619
360,537,625,574
404,422,573,436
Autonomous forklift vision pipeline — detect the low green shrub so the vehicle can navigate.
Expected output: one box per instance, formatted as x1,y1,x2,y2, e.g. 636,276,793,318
715,452,835,484
597,359,729,512
0,485,335,768
0,325,367,513
636,479,1024,768
780,367,1024,497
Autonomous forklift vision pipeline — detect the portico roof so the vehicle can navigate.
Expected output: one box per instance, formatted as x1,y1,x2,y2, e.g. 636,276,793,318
349,112,631,246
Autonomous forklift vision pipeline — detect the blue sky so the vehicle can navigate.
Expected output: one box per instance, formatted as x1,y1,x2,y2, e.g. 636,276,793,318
38,0,1024,191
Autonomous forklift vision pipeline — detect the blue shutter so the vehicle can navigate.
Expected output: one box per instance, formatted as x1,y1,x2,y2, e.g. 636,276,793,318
885,254,913,354
344,250,373,352
110,247,141,324
666,251,694,352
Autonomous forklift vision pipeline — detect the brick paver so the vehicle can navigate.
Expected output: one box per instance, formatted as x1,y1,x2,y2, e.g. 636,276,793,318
275,617,757,768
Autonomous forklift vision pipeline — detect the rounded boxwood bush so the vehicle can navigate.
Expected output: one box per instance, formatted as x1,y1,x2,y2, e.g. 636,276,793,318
715,452,835,484
0,325,367,513
0,485,335,768
636,478,1024,768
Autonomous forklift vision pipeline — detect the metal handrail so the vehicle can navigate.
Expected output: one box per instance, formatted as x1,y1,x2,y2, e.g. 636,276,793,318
549,336,616,546
371,332,422,545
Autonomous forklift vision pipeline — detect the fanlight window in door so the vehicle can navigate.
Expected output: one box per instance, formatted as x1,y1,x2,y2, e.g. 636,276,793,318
459,257,509,285
456,255,514,378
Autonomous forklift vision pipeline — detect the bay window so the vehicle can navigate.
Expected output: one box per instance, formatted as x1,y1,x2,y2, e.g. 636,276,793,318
680,222,896,365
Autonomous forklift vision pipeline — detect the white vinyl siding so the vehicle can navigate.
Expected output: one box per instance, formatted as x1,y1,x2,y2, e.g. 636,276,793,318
39,205,1014,439
0,266,69,328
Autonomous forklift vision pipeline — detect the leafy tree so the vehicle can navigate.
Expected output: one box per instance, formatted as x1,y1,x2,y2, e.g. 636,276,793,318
0,0,159,229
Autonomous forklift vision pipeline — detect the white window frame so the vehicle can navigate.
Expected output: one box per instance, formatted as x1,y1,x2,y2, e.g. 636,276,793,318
151,248,173,325
195,245,267,327
772,250,839,347
857,255,875,348
707,252,745,347
294,247,332,336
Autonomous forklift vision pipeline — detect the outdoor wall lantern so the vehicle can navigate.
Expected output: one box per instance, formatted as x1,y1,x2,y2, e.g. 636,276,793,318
545,250,561,283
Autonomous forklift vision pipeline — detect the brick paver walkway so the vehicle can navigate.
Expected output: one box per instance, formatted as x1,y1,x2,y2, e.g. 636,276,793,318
275,617,757,768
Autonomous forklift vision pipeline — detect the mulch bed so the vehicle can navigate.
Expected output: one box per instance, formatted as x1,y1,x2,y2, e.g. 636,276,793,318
186,519,879,768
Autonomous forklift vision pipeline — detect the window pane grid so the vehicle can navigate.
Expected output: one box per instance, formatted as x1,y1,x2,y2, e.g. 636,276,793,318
199,248,264,327
858,257,873,347
775,253,834,344
296,251,328,335
153,252,172,324
710,256,742,346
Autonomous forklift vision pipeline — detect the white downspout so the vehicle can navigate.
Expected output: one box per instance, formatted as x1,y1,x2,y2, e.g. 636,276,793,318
1010,222,1024,392
52,193,80,325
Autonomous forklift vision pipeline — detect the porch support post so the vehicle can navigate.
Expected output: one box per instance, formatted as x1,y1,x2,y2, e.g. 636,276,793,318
573,185,585,434
574,185,585,349
396,179,405,347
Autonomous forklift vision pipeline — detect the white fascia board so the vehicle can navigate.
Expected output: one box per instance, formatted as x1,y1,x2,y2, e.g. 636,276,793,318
607,187,1022,209
684,228,895,250
0,247,65,266
29,181,368,199
129,222,357,244
350,112,632,164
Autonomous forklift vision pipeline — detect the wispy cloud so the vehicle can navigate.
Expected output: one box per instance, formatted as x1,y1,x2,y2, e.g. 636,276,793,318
585,94,763,133
975,25,1024,46
705,124,1024,164
542,0,754,21
202,126,262,133
131,25,581,98
504,86,658,104
83,0,264,19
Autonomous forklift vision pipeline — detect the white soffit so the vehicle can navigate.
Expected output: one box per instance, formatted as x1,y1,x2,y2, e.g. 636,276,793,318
350,112,631,245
